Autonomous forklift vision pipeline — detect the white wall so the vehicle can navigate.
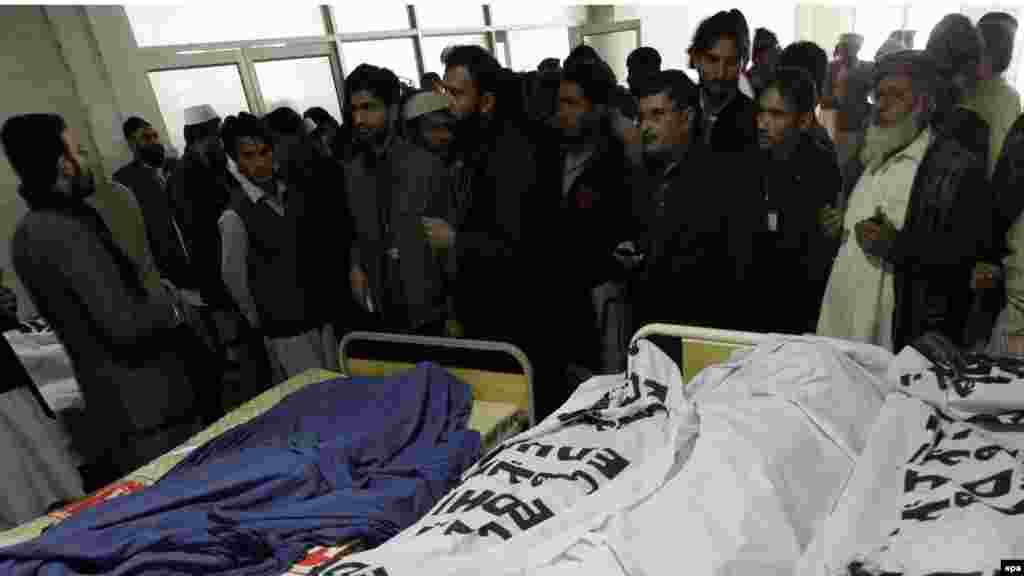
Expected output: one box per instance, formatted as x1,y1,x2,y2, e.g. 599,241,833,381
0,6,94,318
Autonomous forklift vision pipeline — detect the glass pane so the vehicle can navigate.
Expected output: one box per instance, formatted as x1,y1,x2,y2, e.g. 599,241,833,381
148,66,249,154
127,5,324,47
341,38,420,87
855,4,907,61
421,34,490,76
908,1,963,48
488,4,573,26
333,4,410,33
255,57,342,124
508,27,569,72
413,4,485,30
584,30,638,86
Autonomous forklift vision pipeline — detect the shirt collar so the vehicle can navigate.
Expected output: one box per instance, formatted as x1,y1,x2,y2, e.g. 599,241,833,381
226,156,285,209
893,127,932,165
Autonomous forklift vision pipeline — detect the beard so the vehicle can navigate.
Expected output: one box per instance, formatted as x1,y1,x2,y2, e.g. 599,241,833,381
859,111,926,173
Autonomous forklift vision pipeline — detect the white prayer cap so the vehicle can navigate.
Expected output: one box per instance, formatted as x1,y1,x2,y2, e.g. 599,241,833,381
183,104,219,126
403,91,450,122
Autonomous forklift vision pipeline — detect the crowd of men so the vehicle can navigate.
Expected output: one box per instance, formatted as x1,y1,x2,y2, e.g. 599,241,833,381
2,7,1024,497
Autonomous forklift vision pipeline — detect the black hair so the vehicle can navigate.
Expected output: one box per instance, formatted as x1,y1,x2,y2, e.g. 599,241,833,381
420,72,441,90
1,113,66,192
926,13,985,77
538,57,561,72
442,44,501,97
346,63,402,107
779,41,829,97
762,66,818,115
224,112,272,161
627,47,662,73
264,106,304,135
184,118,220,148
753,28,780,54
303,107,338,131
979,12,1018,75
691,9,751,66
122,116,149,141
632,69,700,111
565,45,603,68
562,57,617,107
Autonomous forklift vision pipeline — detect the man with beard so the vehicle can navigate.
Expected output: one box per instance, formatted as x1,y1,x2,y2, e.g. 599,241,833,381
817,51,989,351
757,67,841,334
345,64,450,336
114,117,194,300
3,114,201,488
630,70,760,337
534,57,635,410
688,9,758,154
427,45,537,347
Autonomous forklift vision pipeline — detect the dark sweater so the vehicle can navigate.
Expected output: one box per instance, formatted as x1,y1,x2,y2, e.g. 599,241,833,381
12,209,198,471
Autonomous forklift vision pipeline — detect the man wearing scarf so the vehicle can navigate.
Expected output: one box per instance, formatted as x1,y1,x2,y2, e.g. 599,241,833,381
817,51,989,352
344,64,450,337
2,114,201,488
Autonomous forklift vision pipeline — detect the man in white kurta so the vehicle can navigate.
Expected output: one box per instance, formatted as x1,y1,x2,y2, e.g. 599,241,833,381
818,129,931,350
818,50,941,351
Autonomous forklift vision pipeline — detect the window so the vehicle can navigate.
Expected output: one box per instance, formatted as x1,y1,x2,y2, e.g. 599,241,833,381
148,66,249,154
584,30,639,86
489,4,573,27
508,27,570,72
333,5,411,34
413,4,485,30
421,35,490,76
254,57,342,123
127,6,325,47
737,2,797,47
341,38,420,86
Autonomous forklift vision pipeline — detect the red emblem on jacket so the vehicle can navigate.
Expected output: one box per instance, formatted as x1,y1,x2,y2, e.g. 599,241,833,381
576,186,595,210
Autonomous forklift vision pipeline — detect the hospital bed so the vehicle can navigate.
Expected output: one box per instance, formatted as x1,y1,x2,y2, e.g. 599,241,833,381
0,332,533,563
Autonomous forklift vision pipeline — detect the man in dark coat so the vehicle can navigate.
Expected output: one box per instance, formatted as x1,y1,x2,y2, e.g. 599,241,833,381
756,67,842,334
113,117,193,294
688,9,758,154
818,51,989,351
345,65,450,336
630,70,761,336
427,45,537,347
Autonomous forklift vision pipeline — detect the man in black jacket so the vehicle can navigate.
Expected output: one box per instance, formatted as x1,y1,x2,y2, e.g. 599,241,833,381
426,45,536,346
817,51,989,352
757,67,841,334
688,9,758,154
630,70,761,336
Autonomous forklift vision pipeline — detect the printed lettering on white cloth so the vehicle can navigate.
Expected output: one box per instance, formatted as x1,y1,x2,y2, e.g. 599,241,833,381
316,339,690,576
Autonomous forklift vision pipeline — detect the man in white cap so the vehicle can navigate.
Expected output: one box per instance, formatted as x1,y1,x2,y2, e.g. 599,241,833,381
402,90,454,160
818,50,989,352
823,33,874,166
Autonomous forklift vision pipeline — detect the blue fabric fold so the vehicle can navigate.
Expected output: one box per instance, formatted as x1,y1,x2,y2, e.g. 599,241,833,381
0,362,480,575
